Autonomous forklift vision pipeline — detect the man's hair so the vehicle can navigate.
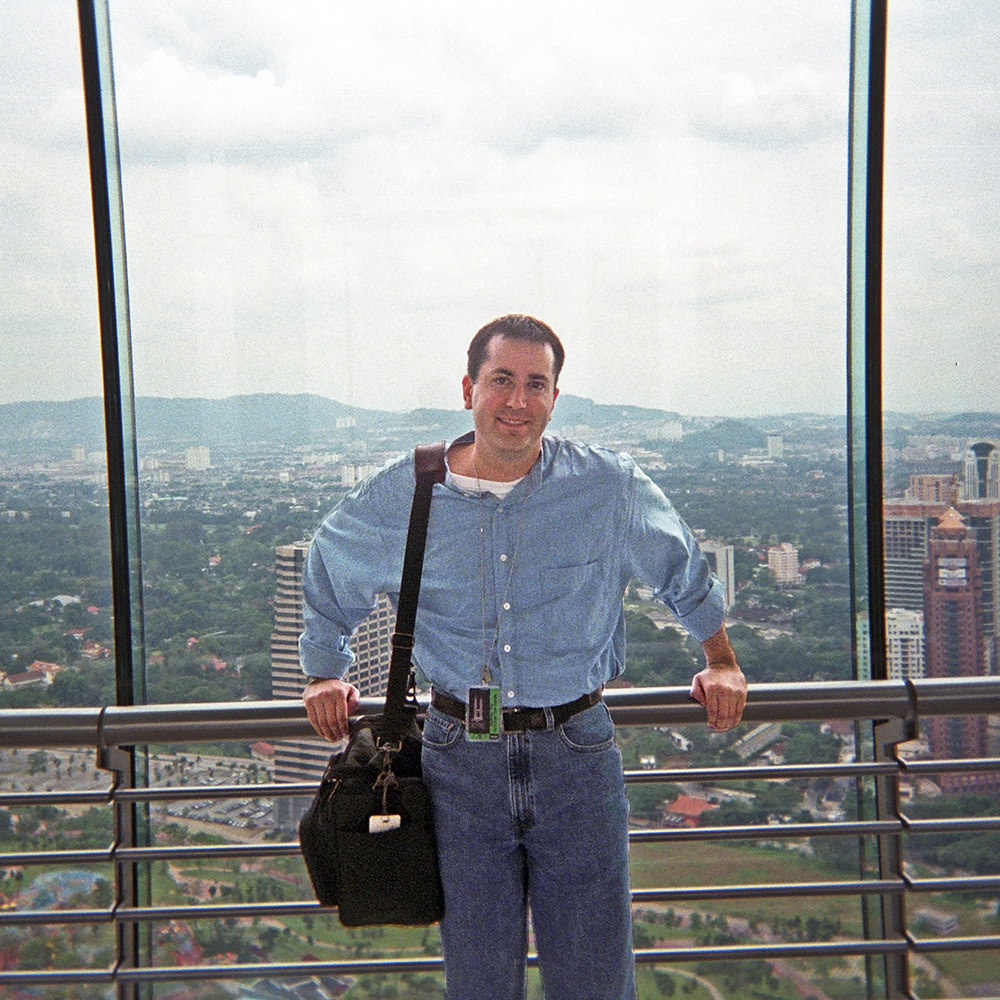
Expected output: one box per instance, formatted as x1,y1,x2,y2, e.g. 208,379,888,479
466,314,565,385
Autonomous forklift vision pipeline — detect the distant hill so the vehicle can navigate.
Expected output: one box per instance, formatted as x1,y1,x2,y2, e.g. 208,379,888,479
1,395,996,460
664,418,767,459
0,393,682,457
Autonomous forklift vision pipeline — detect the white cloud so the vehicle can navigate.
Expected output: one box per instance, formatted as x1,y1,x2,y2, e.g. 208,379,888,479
1,1,997,418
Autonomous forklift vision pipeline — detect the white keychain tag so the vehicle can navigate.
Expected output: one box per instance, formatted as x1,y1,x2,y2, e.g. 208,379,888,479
369,814,401,834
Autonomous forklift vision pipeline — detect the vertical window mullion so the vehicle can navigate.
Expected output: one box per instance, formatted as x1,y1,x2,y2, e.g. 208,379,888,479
76,0,146,709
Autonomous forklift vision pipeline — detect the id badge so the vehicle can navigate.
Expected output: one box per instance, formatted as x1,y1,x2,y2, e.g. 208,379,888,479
466,686,502,741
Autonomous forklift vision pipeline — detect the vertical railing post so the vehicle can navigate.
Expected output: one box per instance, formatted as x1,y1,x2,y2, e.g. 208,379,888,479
872,715,916,998
99,743,141,1000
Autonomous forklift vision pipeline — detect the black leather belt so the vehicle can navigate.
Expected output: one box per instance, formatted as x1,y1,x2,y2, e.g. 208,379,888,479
430,688,602,732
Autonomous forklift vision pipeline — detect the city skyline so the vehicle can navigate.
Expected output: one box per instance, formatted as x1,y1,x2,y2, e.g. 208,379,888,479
2,2,998,418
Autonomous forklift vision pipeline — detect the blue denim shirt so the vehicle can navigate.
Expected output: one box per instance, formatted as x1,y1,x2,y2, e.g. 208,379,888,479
300,432,725,707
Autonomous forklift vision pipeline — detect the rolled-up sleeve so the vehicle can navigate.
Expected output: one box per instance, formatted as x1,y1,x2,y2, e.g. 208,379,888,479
623,463,725,643
298,462,406,679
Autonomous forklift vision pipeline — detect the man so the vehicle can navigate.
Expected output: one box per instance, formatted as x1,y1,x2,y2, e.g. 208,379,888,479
302,314,746,1000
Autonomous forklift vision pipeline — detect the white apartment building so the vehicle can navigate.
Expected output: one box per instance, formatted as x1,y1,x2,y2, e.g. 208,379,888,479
767,541,801,585
886,607,925,680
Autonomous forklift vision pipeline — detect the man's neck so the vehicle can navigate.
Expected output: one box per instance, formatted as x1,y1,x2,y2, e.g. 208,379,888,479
450,440,539,482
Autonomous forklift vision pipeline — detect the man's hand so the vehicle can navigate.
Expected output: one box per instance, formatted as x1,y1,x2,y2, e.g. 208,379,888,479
690,625,747,732
303,677,361,742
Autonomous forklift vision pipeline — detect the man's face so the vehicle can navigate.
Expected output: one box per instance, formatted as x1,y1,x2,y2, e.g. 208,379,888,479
462,335,559,470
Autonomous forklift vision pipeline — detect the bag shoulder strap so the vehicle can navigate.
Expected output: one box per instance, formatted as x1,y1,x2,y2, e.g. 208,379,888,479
381,441,446,732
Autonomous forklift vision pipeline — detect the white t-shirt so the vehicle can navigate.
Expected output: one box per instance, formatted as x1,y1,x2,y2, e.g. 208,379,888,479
450,471,523,499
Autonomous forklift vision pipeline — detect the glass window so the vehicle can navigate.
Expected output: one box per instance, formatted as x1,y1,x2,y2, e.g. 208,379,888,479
0,1,112,707
104,1,854,701
882,3,999,682
883,7,1000,988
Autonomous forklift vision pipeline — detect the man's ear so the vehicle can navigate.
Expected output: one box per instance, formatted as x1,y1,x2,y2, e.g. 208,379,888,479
462,374,474,410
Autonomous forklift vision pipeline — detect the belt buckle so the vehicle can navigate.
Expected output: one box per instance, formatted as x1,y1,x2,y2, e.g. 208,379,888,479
504,706,548,732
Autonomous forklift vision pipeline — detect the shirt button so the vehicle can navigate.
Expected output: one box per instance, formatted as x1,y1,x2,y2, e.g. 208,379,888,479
503,644,511,652
500,553,508,562
507,690,515,699
502,602,511,611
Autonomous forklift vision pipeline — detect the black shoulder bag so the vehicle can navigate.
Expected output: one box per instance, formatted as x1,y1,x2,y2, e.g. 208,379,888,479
298,441,447,926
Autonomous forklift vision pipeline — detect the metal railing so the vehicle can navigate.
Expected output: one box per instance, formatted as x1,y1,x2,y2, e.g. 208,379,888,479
2,677,999,999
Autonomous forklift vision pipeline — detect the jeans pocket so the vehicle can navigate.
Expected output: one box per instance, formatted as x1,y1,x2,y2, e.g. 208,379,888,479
421,705,464,750
558,702,617,752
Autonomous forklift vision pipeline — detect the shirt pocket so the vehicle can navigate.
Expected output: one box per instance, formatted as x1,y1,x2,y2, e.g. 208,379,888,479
517,560,608,654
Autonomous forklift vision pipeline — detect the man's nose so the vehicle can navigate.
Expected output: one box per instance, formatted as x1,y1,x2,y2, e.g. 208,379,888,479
506,384,528,408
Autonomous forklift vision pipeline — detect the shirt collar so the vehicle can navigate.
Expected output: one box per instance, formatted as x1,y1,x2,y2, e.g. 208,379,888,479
444,431,552,498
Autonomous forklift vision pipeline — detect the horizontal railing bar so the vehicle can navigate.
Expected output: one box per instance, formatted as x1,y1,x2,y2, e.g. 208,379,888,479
119,899,327,922
119,956,447,982
907,933,1000,953
901,816,1000,834
0,937,916,990
633,938,909,963
0,789,111,807
899,757,1000,775
114,841,303,862
4,677,997,752
98,700,312,748
630,819,900,843
632,878,904,903
910,676,1000,717
0,968,114,986
1,936,910,988
0,908,112,927
0,841,300,866
1,816,903,869
0,881,911,932
624,761,897,783
109,878,910,924
0,847,112,866
0,707,104,748
115,781,317,802
905,874,1000,893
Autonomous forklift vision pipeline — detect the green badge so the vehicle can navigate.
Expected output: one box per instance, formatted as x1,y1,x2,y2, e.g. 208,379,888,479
466,686,502,741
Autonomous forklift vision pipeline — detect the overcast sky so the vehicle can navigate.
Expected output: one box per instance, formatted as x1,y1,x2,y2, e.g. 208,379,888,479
2,1,997,418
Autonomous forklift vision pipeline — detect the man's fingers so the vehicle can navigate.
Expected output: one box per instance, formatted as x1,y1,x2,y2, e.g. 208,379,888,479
303,680,356,742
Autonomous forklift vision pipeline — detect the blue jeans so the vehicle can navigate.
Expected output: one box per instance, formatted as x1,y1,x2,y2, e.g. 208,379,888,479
421,700,637,1000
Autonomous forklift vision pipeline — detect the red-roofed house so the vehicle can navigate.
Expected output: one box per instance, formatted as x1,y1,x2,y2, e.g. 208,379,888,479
663,795,718,828
2,669,51,691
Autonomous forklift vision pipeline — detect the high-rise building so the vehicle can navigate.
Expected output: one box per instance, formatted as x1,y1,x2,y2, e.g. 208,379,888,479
884,508,933,613
921,508,997,792
270,541,395,828
964,441,999,500
701,541,736,610
884,497,1000,671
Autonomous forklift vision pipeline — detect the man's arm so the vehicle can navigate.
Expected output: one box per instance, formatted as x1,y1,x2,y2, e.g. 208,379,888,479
298,471,401,743
690,623,747,732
